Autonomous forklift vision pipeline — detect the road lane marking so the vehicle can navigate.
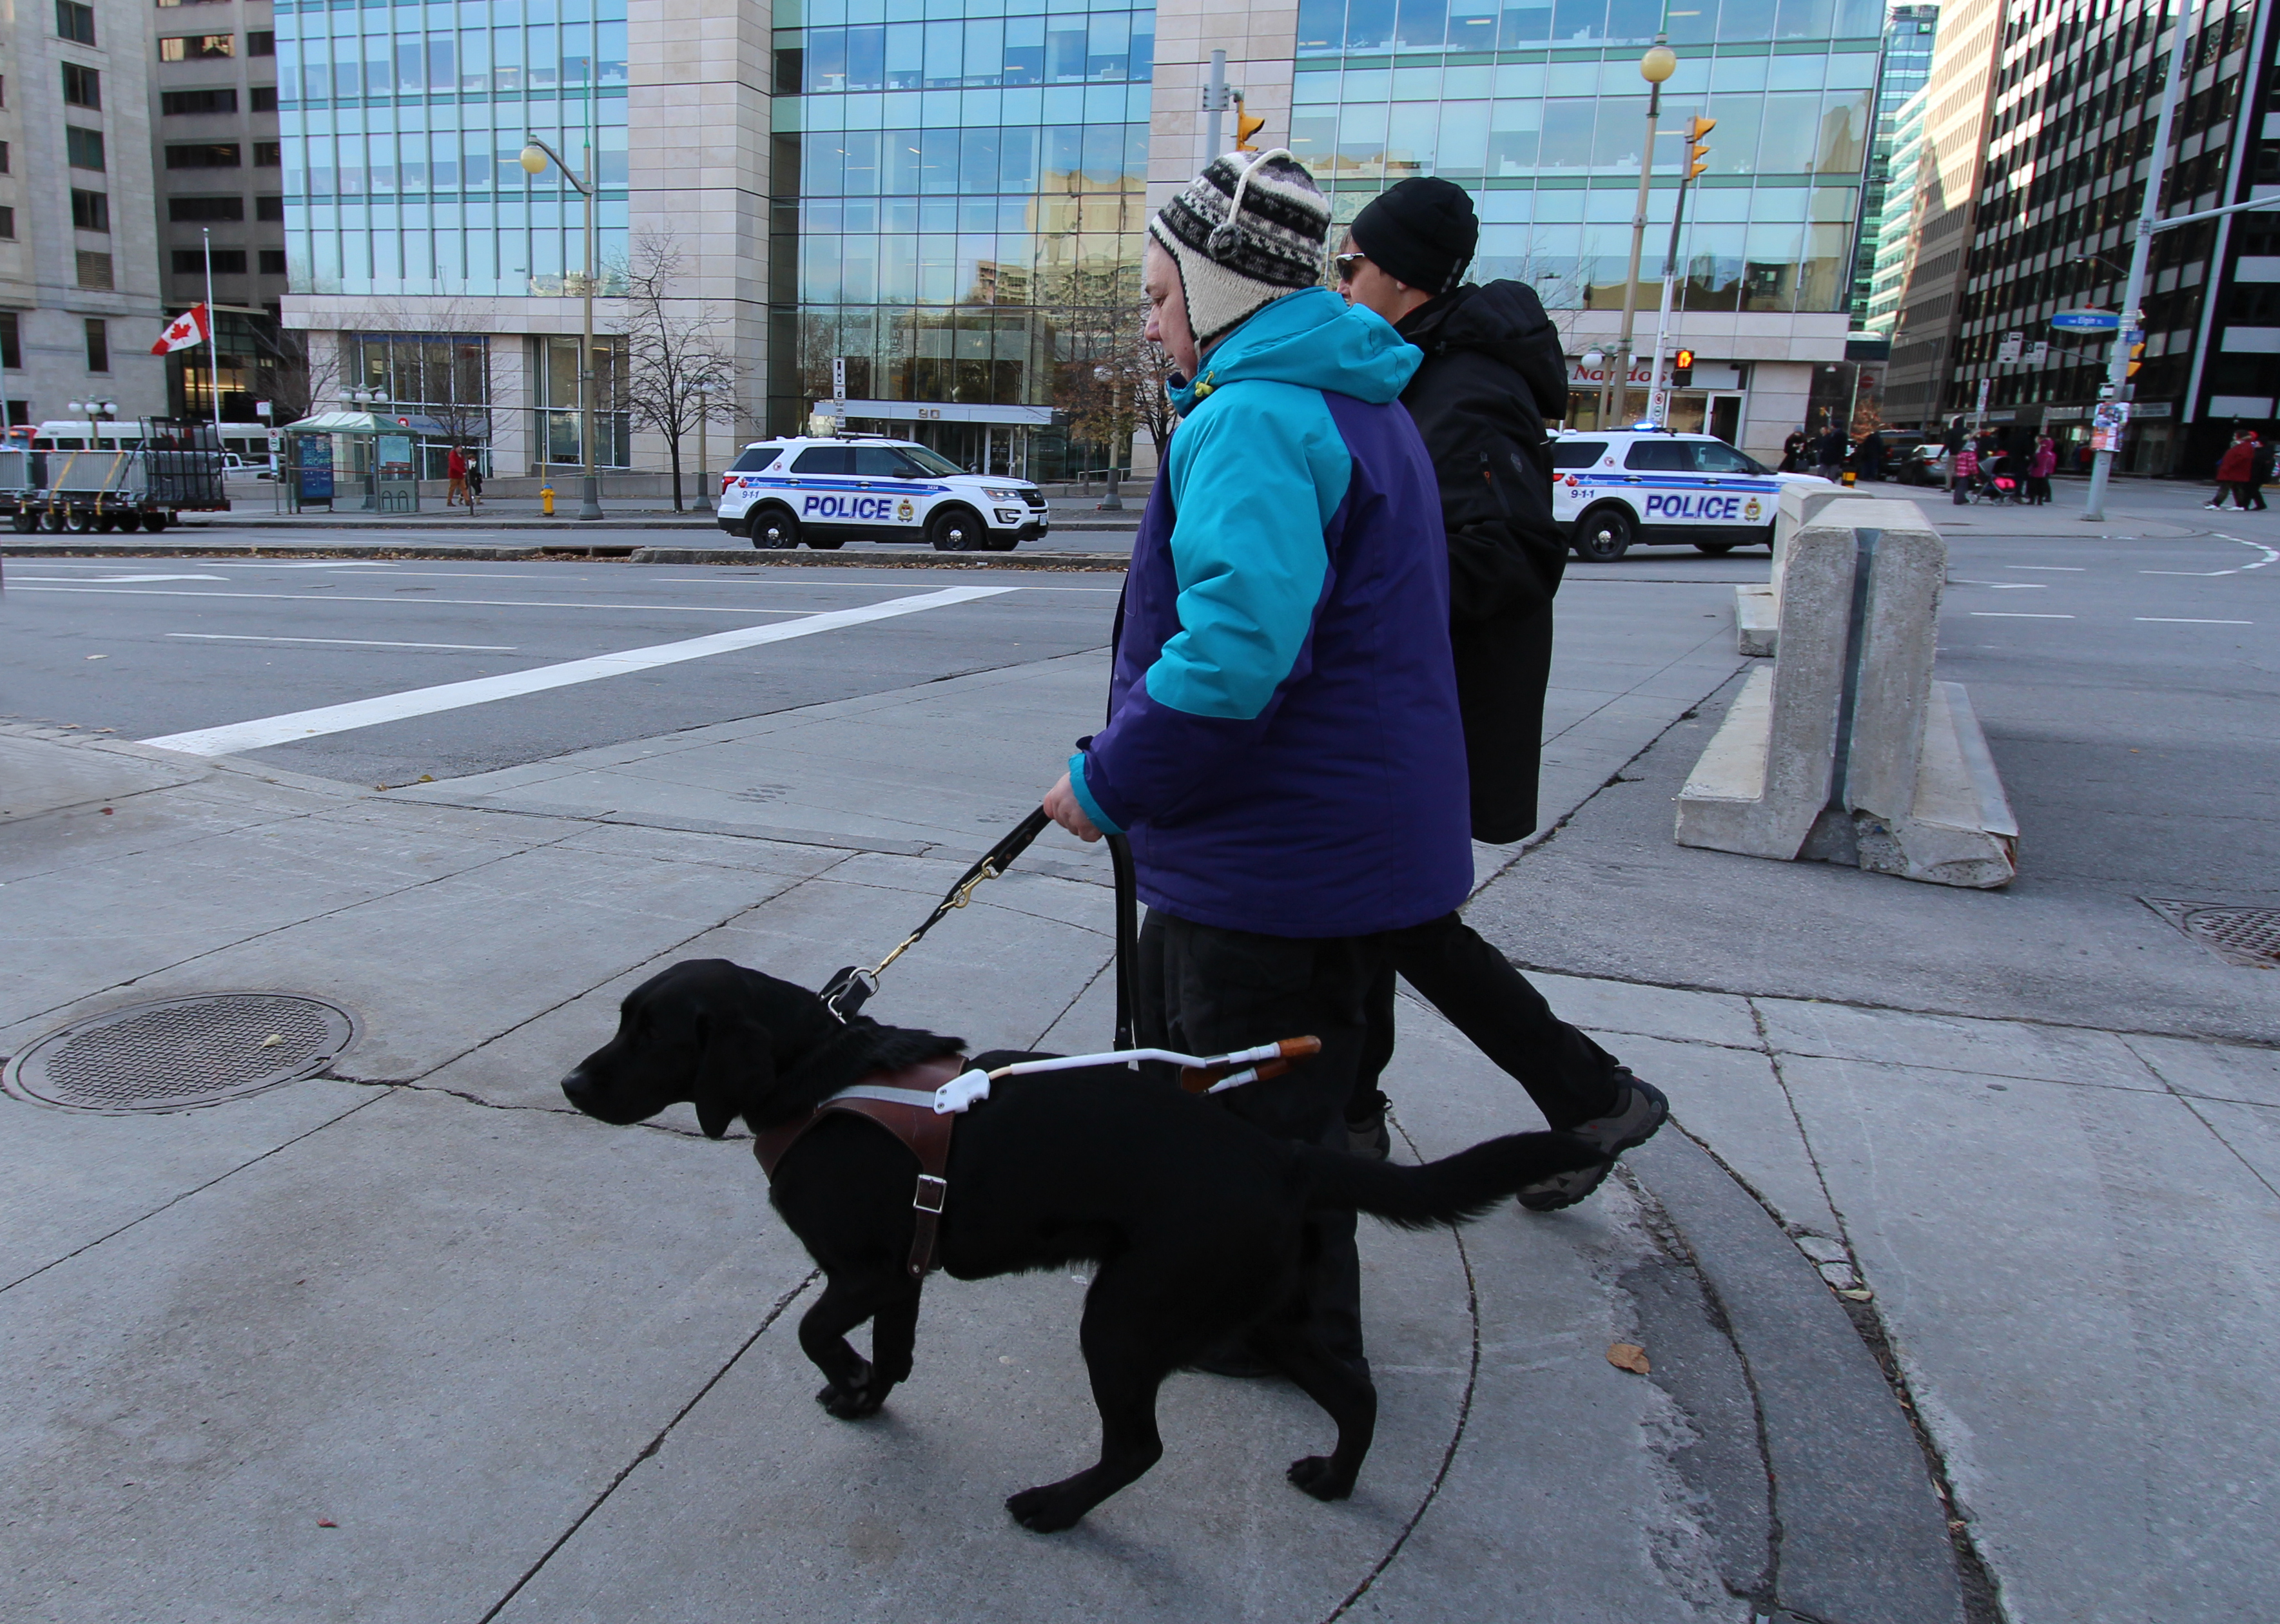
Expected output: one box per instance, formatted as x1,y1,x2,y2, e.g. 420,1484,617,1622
170,633,521,652
1950,579,2046,588
139,585,1017,757
1969,612,2075,618
8,585,835,614
2004,565,2084,572
8,572,228,583
2134,617,2253,625
2141,537,2279,575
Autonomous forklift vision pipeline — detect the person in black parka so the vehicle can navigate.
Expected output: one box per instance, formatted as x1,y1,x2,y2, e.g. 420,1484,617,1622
1335,178,1668,1213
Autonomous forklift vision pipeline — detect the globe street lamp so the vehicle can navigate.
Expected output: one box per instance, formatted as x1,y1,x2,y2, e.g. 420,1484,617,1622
1603,37,1679,430
522,136,604,521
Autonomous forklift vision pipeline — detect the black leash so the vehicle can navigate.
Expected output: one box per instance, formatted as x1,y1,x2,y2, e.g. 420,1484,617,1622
820,812,1139,1047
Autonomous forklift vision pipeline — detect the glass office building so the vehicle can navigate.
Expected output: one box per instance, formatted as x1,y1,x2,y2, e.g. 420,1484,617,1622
1847,2,1935,329
273,0,631,299
766,0,1156,468
1286,0,1884,313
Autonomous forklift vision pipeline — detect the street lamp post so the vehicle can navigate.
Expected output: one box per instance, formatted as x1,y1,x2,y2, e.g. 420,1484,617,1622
693,381,710,517
521,135,604,521
1604,36,1679,430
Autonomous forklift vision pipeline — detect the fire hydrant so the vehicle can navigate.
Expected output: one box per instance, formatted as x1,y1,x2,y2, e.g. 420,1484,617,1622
540,484,556,516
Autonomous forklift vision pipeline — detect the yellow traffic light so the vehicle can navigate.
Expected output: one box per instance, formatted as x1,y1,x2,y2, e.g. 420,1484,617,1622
2127,340,2145,378
1236,108,1267,150
1685,115,1716,180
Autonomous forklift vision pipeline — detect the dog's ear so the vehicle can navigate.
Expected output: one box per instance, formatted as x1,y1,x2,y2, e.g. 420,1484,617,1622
692,1010,774,1140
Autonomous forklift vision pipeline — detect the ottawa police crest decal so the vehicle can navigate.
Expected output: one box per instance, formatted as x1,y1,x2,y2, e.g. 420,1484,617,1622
897,498,916,523
1744,498,1762,521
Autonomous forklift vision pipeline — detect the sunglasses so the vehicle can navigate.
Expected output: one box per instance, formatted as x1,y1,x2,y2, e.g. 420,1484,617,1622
1332,251,1368,282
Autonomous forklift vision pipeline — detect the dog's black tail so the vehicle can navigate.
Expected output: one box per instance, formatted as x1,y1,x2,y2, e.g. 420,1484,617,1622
1301,1132,1610,1230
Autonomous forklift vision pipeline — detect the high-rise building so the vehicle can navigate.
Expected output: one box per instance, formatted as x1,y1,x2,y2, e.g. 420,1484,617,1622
1942,0,2277,472
144,0,288,428
0,0,169,429
1848,2,1936,332
1862,80,1927,336
1878,0,2002,430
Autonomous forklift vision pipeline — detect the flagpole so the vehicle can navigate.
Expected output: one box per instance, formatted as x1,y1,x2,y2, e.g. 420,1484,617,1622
202,228,220,443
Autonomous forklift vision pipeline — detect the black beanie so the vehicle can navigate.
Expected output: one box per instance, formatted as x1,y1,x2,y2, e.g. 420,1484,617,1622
1349,177,1478,296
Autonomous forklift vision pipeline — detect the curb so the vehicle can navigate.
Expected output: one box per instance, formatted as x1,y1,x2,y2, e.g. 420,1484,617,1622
0,542,1129,570
627,546,1127,572
1632,1132,1970,1624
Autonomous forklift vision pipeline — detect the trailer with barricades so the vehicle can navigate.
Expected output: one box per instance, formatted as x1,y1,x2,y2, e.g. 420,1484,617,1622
4,419,230,533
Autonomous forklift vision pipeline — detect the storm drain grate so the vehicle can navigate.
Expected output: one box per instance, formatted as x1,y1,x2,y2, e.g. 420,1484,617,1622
2143,900,2280,970
2,994,357,1113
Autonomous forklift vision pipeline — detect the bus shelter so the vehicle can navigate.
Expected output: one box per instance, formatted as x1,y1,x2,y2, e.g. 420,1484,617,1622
277,411,453,513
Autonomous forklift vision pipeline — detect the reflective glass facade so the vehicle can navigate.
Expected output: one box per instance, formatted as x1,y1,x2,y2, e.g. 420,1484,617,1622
768,0,1155,456
272,0,630,297
1287,0,1884,313
1847,3,1935,328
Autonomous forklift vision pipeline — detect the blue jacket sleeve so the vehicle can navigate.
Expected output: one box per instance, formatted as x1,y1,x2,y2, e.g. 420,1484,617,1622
1076,382,1352,833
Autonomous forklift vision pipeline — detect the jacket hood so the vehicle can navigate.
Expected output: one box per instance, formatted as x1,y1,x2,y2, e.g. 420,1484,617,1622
1398,280,1567,420
1175,287,1421,414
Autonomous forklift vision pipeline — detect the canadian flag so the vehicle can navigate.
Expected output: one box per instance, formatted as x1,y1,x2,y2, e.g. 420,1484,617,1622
152,304,211,354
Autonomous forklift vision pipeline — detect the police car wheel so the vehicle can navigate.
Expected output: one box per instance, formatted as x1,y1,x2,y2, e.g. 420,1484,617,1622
928,505,984,551
748,505,799,550
1694,541,1736,555
1572,507,1633,562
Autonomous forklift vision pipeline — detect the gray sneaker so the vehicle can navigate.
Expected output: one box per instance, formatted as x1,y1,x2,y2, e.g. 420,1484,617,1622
1516,1070,1668,1212
1344,1090,1392,1160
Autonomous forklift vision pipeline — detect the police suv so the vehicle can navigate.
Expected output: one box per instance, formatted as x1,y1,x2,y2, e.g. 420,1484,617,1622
1552,429,1831,561
715,434,1049,552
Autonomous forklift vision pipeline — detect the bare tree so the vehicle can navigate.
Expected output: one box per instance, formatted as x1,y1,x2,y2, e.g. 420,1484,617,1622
1047,293,1165,481
253,326,341,426
617,232,737,510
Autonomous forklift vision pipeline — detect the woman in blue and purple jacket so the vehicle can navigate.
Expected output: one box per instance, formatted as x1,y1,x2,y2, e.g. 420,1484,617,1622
1042,150,1471,1374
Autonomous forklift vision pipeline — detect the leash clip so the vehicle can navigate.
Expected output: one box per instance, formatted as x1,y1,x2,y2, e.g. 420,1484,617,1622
933,1068,993,1115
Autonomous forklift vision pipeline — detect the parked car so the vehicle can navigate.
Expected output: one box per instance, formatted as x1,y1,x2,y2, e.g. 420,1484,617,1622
1552,429,1832,561
1898,443,1951,486
715,434,1048,552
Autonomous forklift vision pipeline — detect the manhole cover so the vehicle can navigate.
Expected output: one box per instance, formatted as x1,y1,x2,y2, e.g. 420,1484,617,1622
2143,900,2280,969
2,994,357,1113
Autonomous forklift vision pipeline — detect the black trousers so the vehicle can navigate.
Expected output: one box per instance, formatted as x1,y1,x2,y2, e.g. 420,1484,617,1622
1134,909,1379,1369
1352,912,1622,1134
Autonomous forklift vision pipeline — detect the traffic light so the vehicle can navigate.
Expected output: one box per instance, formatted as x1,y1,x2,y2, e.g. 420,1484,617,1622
1234,92,1266,151
2127,340,2145,378
1685,116,1716,180
1672,347,1694,387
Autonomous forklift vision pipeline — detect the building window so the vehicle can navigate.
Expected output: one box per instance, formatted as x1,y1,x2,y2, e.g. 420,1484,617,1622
0,314,19,370
60,63,99,110
250,85,277,112
64,126,104,171
160,34,235,61
166,143,241,168
170,195,244,221
76,251,113,291
529,335,630,467
255,194,284,221
162,88,237,115
70,188,108,232
258,249,286,276
175,248,248,275
55,0,95,46
0,207,14,240
0,142,10,174
85,316,109,373
253,141,280,167
248,31,274,56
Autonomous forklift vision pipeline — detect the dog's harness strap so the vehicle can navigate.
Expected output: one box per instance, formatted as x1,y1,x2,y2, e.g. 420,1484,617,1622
749,1056,966,1279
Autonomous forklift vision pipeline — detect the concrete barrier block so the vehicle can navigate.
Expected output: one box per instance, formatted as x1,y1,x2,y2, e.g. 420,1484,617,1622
1855,682,2018,889
1735,583,1778,657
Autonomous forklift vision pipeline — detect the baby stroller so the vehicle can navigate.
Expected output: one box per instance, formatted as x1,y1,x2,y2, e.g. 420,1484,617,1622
1983,472,2025,505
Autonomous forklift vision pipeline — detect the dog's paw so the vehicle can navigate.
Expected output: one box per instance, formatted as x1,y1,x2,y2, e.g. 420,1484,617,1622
814,1375,885,1421
1286,1455,1356,1502
1005,1484,1086,1534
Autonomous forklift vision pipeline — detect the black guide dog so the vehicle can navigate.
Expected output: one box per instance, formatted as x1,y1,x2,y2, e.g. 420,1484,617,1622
561,958,1607,1532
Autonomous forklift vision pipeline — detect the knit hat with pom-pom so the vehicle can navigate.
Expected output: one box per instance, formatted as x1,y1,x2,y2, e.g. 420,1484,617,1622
1149,150,1330,350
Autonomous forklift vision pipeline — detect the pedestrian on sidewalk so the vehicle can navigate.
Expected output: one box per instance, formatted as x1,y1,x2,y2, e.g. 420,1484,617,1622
465,456,483,509
1951,441,1980,505
1856,427,1887,483
1043,150,1473,1377
2248,434,2274,511
2027,435,2056,505
446,444,469,508
1813,423,1848,480
2210,428,2259,510
1779,428,1810,473
1331,175,1666,1212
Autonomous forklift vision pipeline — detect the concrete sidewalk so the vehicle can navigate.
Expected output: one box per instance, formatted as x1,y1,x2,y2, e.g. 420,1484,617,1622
3,633,1967,1623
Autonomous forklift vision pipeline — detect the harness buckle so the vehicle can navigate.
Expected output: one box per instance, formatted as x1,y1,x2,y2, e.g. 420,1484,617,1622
913,1174,948,1215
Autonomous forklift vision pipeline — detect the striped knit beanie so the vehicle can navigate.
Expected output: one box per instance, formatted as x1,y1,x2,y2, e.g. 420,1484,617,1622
1149,150,1330,351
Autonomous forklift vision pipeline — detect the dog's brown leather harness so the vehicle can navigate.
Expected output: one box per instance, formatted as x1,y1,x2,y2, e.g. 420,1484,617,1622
750,1056,968,1279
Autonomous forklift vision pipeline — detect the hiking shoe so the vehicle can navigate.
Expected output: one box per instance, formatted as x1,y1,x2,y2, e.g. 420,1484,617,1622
1345,1090,1392,1160
1517,1070,1669,1213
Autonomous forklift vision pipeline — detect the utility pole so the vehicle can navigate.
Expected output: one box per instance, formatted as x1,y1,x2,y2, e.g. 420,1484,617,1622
2084,0,2197,521
1203,50,1231,160
1606,36,1679,429
520,131,604,521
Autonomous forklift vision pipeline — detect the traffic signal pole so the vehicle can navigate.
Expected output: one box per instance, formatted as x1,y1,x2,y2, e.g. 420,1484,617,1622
2084,0,2196,522
1645,117,1713,427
